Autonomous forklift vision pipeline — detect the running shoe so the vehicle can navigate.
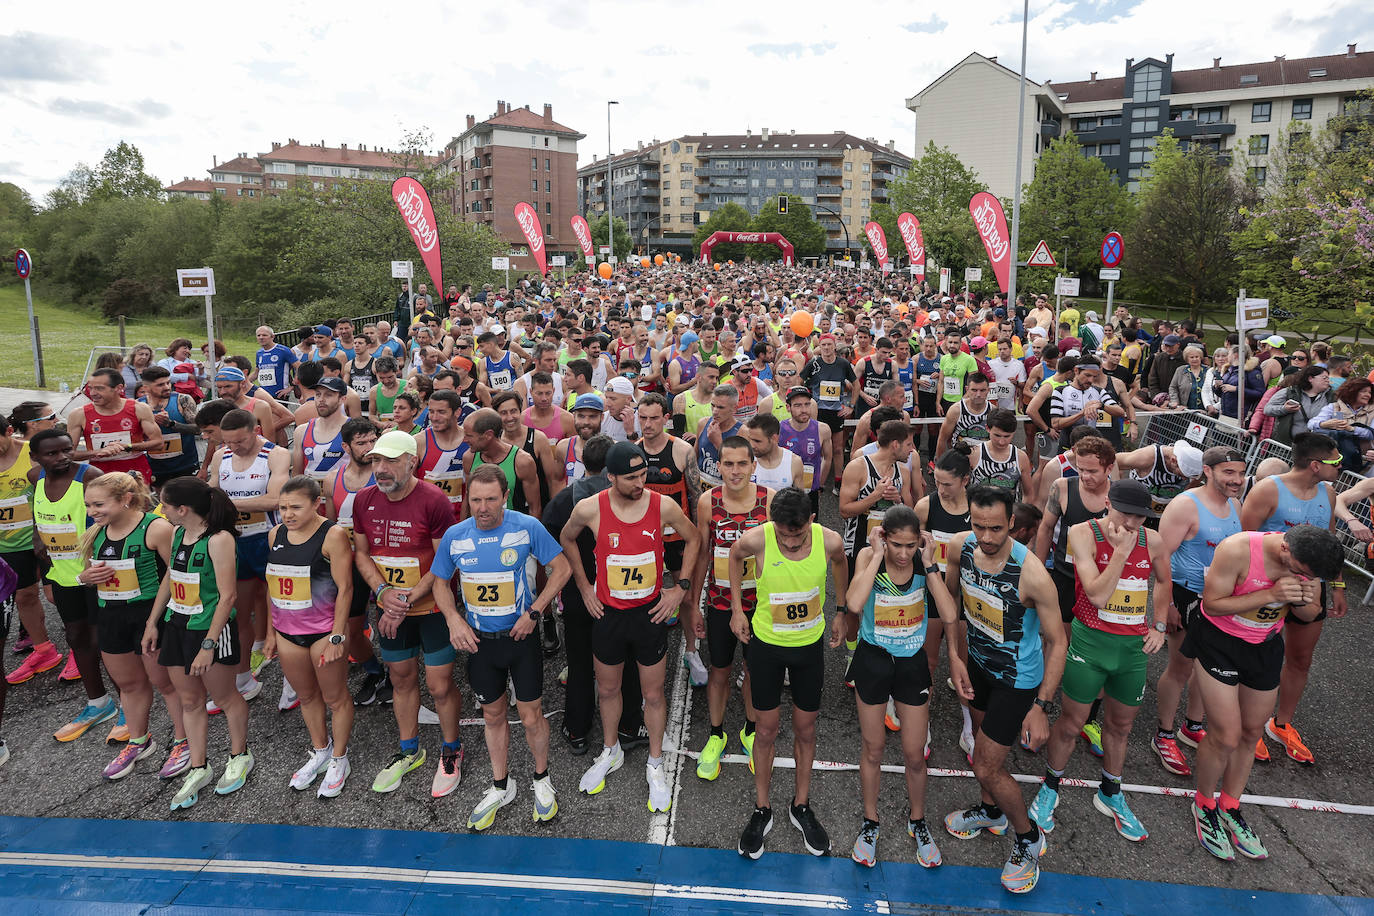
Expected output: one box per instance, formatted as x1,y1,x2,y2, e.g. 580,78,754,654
790,801,830,856
159,739,191,779
1219,807,1268,859
353,671,388,706
1177,722,1206,748
1265,719,1314,765
1192,802,1235,861
618,724,650,751
1028,784,1060,833
739,806,773,859
6,643,61,684
647,763,671,812
907,818,943,867
558,666,568,686
418,705,440,725
0,739,8,770
842,652,856,689
851,819,880,867
944,804,1008,839
250,648,268,676
1080,721,1104,758
1093,791,1147,842
1253,737,1271,762
106,708,130,744
372,748,426,793
58,653,81,682
683,650,708,688
207,676,263,714
431,746,464,798
1151,734,1192,776
278,679,299,712
562,726,588,756
170,765,214,811
739,727,756,774
697,733,727,781
215,750,255,795
13,633,33,653
958,729,975,766
102,738,158,781
467,782,516,831
54,697,119,742
532,775,558,822
318,756,350,798
1001,831,1047,894
884,698,901,732
578,744,624,795
290,745,334,790
541,616,562,658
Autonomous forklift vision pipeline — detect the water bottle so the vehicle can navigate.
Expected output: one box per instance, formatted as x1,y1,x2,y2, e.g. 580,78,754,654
59,382,70,394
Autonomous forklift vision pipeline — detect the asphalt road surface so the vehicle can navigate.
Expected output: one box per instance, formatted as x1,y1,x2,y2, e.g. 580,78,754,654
1,488,1372,906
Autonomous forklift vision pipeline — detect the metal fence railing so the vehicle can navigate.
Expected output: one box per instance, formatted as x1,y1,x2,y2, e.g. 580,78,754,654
274,310,395,349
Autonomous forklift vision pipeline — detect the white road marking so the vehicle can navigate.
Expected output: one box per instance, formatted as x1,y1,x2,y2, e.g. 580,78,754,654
648,633,694,846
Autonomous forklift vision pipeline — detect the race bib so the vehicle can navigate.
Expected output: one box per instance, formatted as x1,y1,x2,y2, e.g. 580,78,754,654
351,375,371,395
461,571,517,618
1099,577,1148,626
713,545,756,589
235,510,270,536
168,568,203,617
0,496,33,531
489,368,514,390
426,469,464,504
1237,601,1288,630
373,555,420,591
990,381,1013,403
962,580,1006,643
799,466,815,491
874,589,925,639
903,388,915,410
917,375,937,393
865,508,887,542
266,563,313,611
769,586,823,632
37,521,79,561
819,381,842,404
943,376,960,398
607,551,657,602
150,434,184,459
258,365,278,388
1096,411,1114,429
932,531,955,572
92,430,132,451
96,558,141,602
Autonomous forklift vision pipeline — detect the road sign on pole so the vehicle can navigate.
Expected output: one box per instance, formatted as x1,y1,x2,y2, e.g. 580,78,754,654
1238,296,1269,330
1026,240,1057,267
16,249,43,386
939,267,951,294
176,268,219,377
390,260,413,279
1054,276,1080,296
1100,232,1124,268
964,267,983,282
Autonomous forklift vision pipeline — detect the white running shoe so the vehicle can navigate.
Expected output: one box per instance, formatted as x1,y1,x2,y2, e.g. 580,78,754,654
206,676,263,713
290,744,333,790
278,679,299,712
468,782,517,831
647,762,671,812
318,756,350,798
532,775,559,822
418,705,440,725
578,744,624,795
960,729,976,764
683,651,708,688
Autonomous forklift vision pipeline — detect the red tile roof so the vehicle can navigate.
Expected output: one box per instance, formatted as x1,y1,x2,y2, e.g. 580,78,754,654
211,156,262,174
165,179,214,192
258,141,441,168
481,105,581,135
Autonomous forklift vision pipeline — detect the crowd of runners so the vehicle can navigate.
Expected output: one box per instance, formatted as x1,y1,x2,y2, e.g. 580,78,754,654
0,262,1363,894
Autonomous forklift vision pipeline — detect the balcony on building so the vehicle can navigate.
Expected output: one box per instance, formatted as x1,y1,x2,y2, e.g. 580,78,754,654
816,166,843,177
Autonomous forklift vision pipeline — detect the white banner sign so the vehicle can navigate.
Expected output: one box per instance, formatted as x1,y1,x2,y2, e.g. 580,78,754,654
1055,276,1080,296
964,267,983,282
176,268,215,296
550,255,567,267
390,260,413,279
491,257,510,270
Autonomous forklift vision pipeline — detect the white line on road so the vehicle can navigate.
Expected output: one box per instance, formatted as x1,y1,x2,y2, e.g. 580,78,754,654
648,632,694,846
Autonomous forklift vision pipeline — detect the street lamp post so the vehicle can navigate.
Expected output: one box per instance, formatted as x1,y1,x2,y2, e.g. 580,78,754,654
1006,0,1030,312
811,202,851,262
607,101,619,264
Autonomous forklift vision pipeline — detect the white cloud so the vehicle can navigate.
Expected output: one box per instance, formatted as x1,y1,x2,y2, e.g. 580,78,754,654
0,0,1369,198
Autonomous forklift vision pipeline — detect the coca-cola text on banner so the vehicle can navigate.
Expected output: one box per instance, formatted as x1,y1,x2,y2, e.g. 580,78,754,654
968,192,1011,293
863,221,890,270
391,178,443,293
513,202,547,276
896,212,926,276
570,215,594,258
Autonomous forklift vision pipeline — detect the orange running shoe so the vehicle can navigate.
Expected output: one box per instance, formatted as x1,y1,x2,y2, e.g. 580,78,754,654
1264,719,1314,765
1253,737,1270,762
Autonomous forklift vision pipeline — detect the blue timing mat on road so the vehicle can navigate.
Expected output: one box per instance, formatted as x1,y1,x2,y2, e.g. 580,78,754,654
0,815,1368,915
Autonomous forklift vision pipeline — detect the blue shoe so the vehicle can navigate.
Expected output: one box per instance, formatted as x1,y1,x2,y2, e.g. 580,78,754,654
944,804,1008,839
1029,784,1060,834
1093,790,1147,842
851,819,879,867
54,697,119,742
907,818,943,867
1001,831,1047,894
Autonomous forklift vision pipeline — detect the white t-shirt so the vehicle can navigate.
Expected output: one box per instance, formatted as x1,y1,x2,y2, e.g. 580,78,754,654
987,357,1027,410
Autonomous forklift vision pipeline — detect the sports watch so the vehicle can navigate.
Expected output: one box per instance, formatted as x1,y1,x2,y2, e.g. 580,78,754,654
199,638,217,651
1152,621,1167,633
1032,697,1059,716
677,578,691,591
328,634,345,645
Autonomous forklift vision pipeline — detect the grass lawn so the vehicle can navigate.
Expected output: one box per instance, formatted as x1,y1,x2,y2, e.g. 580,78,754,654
0,285,255,391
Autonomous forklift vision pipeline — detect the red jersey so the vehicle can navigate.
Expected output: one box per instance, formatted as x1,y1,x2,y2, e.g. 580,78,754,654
642,437,689,544
352,480,454,615
706,486,770,613
417,428,468,522
594,489,664,610
1071,519,1151,636
83,400,151,483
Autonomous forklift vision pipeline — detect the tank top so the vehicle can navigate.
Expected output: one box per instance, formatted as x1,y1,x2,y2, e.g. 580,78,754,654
915,354,941,402
953,399,990,445
1172,491,1241,593
330,466,375,531
93,512,163,608
926,491,971,573
33,465,93,586
706,486,770,613
218,441,278,538
861,357,894,401
642,437,689,543
778,418,823,491
696,419,745,486
141,394,199,473
958,537,1042,688
1129,445,1191,516
473,444,525,512
735,379,764,422
752,522,827,647
373,383,400,422
751,451,794,491
1052,478,1107,572
672,354,699,389
563,437,587,484
418,428,467,519
484,351,516,390
1071,520,1152,636
1055,452,1078,480
683,390,714,439
1202,532,1289,644
970,443,1023,498
1037,377,1067,432
166,528,228,630
0,441,34,553
267,521,338,636
301,418,346,481
894,359,916,413
523,406,563,442
83,400,152,482
349,356,376,403
859,559,928,657
1258,476,1332,532
843,455,903,556
593,489,664,610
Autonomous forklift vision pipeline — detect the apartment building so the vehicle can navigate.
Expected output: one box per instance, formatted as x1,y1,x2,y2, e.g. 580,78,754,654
163,142,437,202
577,142,662,249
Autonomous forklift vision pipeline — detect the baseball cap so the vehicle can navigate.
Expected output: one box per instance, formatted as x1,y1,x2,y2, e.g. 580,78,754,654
994,308,1007,317
368,430,418,459
606,376,635,396
1108,479,1158,518
606,441,648,475
572,394,604,412
786,385,814,403
1162,334,1182,346
1171,441,1205,477
929,310,942,321
970,336,989,350
314,325,333,337
680,331,700,349
1085,310,1099,321
315,377,347,394
214,367,246,382
1203,445,1247,468
1265,335,1287,348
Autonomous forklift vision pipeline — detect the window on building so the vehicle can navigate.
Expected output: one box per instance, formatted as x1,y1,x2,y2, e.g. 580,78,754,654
472,200,482,213
862,180,870,189
1198,107,1223,124
1132,63,1163,102
531,136,537,147
680,197,690,206
215,188,226,194
1249,166,1268,185
545,158,551,170
843,162,853,171
546,222,552,235
1081,144,1097,157
862,163,870,173
861,198,869,209
236,188,243,196
1098,142,1121,156
843,179,852,189
1252,101,1272,123
680,164,693,172
544,137,550,146
1240,74,1259,86
766,178,777,188
532,156,538,169
1249,135,1270,155
532,180,538,191
685,145,694,153
1074,117,1097,132
545,180,552,192
545,202,552,214
1101,115,1122,127
1292,99,1313,120
1309,68,1327,78
843,198,851,208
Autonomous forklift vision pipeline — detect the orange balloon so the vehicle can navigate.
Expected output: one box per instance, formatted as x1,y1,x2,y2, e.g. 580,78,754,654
654,254,665,266
640,257,651,268
714,263,722,271
789,311,815,338
675,255,681,262
598,262,613,280
727,260,734,266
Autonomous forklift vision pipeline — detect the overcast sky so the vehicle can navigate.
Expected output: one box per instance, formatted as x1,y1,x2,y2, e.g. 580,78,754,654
2,0,1369,201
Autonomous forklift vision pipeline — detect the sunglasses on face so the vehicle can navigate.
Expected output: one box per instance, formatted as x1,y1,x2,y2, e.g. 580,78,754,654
1319,456,1343,466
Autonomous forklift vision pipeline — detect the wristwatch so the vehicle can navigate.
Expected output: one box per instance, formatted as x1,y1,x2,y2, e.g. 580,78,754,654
328,634,345,645
527,607,543,621
677,577,691,591
199,638,217,651
1152,621,1167,633
1032,697,1058,716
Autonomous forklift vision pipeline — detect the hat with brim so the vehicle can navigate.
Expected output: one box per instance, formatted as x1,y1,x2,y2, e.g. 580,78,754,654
368,430,418,459
1108,479,1158,518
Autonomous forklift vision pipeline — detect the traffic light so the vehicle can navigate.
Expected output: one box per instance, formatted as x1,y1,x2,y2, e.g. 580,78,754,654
778,196,788,215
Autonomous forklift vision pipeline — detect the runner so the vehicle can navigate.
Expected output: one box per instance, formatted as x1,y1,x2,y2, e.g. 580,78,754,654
262,476,355,798
142,477,250,811
560,442,698,812
463,408,541,516
68,368,163,484
943,486,1065,895
1028,480,1171,843
672,359,720,444
1050,360,1124,449
138,367,201,489
935,372,992,457
800,334,857,490
79,472,188,780
1187,525,1341,861
415,390,469,522
855,337,896,412
694,384,745,488
478,330,521,392
1116,440,1202,521
938,328,979,408
431,464,571,830
557,395,605,487
367,357,404,429
292,377,349,483
968,409,1035,504
345,336,377,409
1035,436,1114,645
913,336,943,459
746,413,804,492
846,505,960,868
777,386,830,519
352,430,467,797
728,486,848,858
253,326,298,399
840,419,916,587
210,367,276,440
1151,446,1246,776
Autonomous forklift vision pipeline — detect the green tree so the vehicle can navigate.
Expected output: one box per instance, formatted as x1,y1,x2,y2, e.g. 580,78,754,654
888,141,988,283
88,142,162,202
0,182,35,274
750,195,826,260
587,214,632,261
692,202,752,262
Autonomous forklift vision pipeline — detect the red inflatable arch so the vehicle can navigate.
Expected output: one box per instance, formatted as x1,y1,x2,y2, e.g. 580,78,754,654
699,231,794,266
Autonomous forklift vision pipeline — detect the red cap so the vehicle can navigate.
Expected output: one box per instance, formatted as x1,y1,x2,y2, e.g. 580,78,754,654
819,333,836,342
